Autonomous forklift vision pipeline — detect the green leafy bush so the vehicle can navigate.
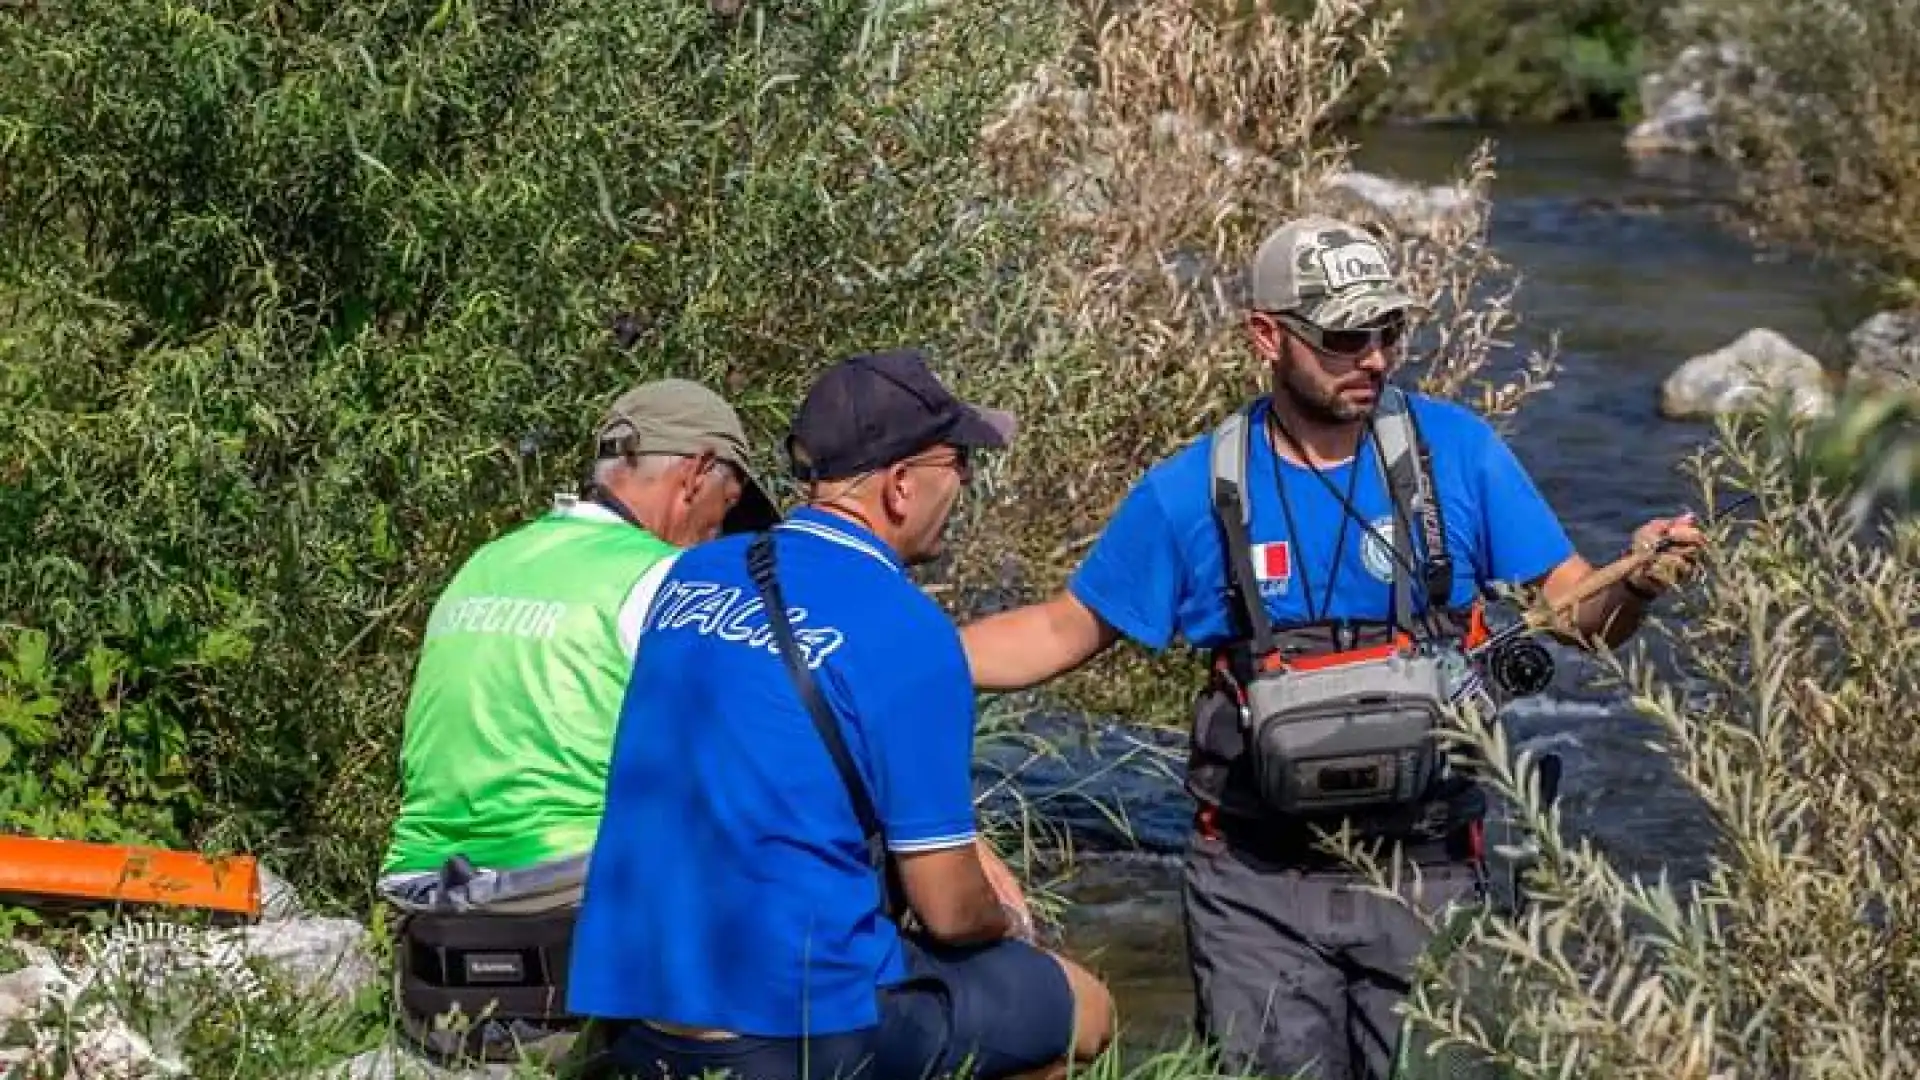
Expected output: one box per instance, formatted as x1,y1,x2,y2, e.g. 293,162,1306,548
0,0,1059,899
1255,0,1660,122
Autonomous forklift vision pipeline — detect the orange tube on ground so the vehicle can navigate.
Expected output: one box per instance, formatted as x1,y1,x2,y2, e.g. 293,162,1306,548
0,835,261,918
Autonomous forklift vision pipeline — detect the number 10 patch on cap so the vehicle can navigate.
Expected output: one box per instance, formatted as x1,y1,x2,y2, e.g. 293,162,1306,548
1251,541,1291,583
1317,241,1392,290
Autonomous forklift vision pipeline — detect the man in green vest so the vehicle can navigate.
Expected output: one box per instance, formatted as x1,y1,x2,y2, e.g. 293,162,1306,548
378,376,777,911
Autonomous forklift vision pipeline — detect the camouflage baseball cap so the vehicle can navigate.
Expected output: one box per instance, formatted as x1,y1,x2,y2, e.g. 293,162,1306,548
595,377,779,532
1247,215,1422,331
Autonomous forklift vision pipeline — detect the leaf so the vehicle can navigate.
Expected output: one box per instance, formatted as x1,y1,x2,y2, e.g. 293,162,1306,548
2,627,51,690
86,643,126,708
195,627,255,666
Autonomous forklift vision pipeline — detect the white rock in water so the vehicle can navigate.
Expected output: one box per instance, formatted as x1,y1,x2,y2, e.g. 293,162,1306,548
1625,42,1750,156
1625,86,1714,156
1847,309,1920,392
1321,170,1473,236
1659,327,1833,419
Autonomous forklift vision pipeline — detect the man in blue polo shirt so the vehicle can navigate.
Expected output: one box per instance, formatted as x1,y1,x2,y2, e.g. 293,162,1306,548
568,348,1115,1080
960,216,1708,1079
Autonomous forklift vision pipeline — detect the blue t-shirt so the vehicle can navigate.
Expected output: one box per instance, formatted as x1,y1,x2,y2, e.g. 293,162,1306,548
566,507,980,1037
1069,392,1574,652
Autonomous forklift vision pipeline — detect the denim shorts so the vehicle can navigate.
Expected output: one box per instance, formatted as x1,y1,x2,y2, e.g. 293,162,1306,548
600,935,1077,1080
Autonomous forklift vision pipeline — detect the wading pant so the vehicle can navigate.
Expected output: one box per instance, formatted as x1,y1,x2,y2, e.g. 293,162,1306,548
1181,826,1484,1080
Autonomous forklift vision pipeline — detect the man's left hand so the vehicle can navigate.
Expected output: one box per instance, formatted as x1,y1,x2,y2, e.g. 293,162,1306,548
1623,512,1709,596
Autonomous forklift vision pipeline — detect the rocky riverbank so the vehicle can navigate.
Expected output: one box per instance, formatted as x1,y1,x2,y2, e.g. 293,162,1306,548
0,871,486,1080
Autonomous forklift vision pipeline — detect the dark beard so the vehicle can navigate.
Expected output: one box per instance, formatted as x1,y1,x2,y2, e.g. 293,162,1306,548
1279,367,1379,424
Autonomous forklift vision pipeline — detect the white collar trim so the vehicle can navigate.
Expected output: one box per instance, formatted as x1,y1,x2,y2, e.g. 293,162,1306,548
776,518,899,573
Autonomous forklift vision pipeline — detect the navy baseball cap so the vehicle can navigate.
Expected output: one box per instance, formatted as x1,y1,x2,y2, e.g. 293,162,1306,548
786,348,1017,483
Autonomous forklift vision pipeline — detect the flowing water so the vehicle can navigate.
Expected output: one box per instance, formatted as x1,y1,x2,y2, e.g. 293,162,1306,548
974,122,1872,1050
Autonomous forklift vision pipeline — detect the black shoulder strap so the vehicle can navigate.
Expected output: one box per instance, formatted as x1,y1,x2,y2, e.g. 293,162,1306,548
745,531,904,918
1368,386,1454,619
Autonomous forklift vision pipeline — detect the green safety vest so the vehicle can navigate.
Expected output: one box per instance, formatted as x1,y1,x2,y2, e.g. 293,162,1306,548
381,502,679,876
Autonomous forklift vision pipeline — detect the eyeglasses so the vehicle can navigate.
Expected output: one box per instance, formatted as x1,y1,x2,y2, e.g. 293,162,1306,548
1271,311,1406,359
902,445,973,484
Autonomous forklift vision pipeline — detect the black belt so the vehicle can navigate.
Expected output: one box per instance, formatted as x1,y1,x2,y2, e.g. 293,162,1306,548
1201,807,1482,870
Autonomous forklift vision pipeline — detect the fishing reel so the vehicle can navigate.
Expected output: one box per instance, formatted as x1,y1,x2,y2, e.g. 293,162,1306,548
1481,633,1556,701
1446,620,1558,713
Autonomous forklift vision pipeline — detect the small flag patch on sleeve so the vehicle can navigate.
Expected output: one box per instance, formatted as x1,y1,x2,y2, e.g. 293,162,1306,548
1251,541,1290,582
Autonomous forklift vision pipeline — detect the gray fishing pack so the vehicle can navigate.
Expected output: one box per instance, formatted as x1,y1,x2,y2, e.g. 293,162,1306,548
1208,385,1461,818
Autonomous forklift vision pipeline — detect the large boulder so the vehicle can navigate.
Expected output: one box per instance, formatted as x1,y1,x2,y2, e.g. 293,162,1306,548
1319,170,1473,239
1846,309,1920,392
212,916,380,1005
1625,43,1750,156
2,909,381,1079
75,913,378,1008
1659,328,1833,420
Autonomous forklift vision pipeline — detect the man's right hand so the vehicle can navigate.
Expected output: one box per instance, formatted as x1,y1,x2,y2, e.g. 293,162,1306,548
1623,512,1708,595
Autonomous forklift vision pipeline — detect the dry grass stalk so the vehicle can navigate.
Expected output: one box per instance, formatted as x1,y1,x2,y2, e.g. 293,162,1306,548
948,0,1559,727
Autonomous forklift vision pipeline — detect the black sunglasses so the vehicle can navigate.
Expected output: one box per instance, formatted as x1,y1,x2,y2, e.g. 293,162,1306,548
1272,311,1407,358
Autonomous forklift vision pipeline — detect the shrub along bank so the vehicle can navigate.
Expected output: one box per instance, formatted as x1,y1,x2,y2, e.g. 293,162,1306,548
0,0,1058,894
1327,0,1662,123
1659,0,1920,301
1358,403,1920,1078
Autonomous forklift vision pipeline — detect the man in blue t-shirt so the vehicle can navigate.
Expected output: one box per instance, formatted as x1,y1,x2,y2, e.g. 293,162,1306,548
567,348,1115,1080
960,216,1708,1079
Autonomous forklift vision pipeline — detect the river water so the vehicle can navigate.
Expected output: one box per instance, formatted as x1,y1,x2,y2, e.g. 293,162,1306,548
974,122,1870,1050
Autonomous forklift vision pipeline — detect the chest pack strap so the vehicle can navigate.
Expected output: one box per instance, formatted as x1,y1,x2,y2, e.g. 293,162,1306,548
746,530,907,921
1209,385,1453,650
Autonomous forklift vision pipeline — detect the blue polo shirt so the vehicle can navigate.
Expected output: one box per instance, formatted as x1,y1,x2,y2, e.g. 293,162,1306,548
566,507,980,1037
1070,392,1575,651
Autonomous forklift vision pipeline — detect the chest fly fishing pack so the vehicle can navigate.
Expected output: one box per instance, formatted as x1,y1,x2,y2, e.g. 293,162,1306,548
1208,387,1483,820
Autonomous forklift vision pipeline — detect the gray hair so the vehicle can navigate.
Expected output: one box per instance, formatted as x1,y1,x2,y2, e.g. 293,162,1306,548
593,453,686,487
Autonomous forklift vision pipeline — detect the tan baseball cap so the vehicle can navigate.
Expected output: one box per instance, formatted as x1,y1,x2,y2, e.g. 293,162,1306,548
1247,215,1423,330
595,378,779,532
